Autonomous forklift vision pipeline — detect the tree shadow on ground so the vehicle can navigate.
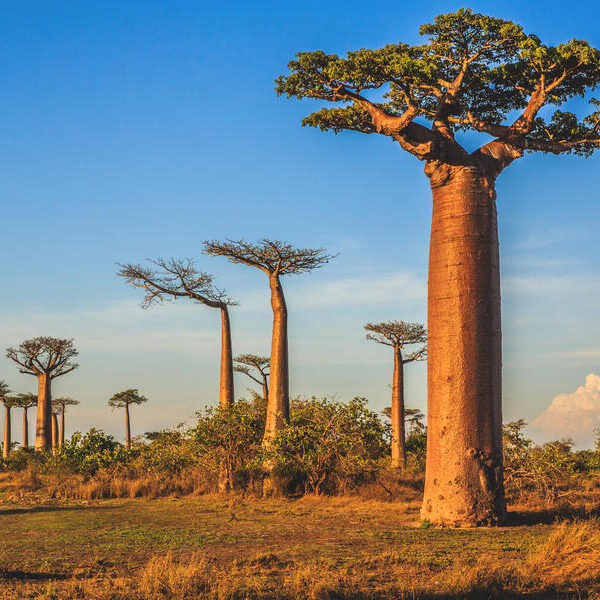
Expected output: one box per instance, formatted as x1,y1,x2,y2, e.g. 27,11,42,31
507,503,600,526
0,504,123,516
0,570,71,582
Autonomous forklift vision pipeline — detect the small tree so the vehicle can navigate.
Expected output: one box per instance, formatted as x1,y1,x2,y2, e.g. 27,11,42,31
0,381,13,459
118,259,236,408
366,321,426,470
52,397,80,446
234,354,270,400
51,406,60,456
108,389,148,449
6,337,78,451
14,393,37,448
203,239,336,443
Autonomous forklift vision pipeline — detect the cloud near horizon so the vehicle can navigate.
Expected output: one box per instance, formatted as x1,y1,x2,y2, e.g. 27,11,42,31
534,373,600,448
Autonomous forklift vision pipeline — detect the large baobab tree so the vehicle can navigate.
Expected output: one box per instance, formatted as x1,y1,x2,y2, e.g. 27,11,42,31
234,354,270,400
0,381,13,459
108,389,148,449
203,239,336,443
52,397,80,446
276,10,600,525
365,322,426,471
118,259,236,408
15,393,37,448
6,338,79,452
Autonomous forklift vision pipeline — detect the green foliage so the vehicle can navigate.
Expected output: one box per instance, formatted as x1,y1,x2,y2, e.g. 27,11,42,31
108,388,148,409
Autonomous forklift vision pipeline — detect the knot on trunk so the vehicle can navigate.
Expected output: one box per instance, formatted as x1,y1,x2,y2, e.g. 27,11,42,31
467,448,503,494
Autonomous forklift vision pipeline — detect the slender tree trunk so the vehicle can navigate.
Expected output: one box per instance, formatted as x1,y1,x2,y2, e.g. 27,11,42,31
391,347,406,470
35,373,52,452
264,274,289,442
60,406,65,446
422,165,505,526
261,376,269,402
125,404,131,449
219,306,234,408
23,407,29,448
51,413,59,456
3,405,11,459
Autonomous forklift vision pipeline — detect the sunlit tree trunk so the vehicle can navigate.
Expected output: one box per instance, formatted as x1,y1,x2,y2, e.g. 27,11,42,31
264,274,289,442
23,407,29,448
422,166,505,526
51,413,59,456
3,405,11,459
262,377,269,403
60,406,65,446
219,306,234,408
391,347,406,470
35,374,52,452
125,404,131,449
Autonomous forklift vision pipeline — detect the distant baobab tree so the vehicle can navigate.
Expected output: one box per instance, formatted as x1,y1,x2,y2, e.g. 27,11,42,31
52,397,80,446
204,239,336,443
234,354,270,400
365,321,426,470
15,393,37,449
6,337,78,451
0,381,13,459
51,407,60,456
118,259,236,408
276,9,600,525
108,389,148,449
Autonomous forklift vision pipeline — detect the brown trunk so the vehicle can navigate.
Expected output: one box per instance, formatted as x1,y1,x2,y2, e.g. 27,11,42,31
422,165,505,526
35,374,52,452
51,413,59,456
263,274,289,442
261,376,269,402
219,306,234,408
391,347,406,470
60,406,65,446
125,404,131,449
23,407,29,448
3,405,11,459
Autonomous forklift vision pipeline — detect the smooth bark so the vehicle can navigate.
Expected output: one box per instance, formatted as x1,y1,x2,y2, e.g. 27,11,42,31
264,274,289,442
51,413,59,456
60,406,65,446
35,374,52,452
23,407,29,448
421,165,505,526
219,306,234,408
125,404,131,449
391,347,406,470
3,405,11,459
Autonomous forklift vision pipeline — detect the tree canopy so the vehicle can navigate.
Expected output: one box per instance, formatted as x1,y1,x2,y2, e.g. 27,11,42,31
6,337,79,379
276,9,600,168
365,321,427,361
108,389,148,409
53,397,80,410
117,258,235,309
14,393,37,409
203,239,337,276
0,380,11,402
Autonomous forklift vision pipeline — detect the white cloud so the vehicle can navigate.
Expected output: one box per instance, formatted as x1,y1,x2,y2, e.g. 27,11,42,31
533,373,600,448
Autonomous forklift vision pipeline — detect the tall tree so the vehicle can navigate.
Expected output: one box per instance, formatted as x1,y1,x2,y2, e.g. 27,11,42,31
52,397,80,446
118,259,236,408
276,10,600,525
0,381,13,459
14,393,37,448
234,354,270,400
365,322,426,470
108,389,148,449
203,239,336,443
6,338,78,452
51,407,60,456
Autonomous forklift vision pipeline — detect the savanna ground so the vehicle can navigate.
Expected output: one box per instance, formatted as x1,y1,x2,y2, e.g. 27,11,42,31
2,475,600,600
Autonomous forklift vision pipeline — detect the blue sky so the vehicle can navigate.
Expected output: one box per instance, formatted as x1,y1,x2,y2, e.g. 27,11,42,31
0,1,598,446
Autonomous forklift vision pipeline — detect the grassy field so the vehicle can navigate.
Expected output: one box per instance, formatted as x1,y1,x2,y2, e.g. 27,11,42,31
1,492,600,599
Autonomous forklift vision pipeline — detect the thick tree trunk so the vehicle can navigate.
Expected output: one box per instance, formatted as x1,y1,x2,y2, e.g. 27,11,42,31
422,165,505,526
3,405,11,459
125,404,131,449
51,413,59,456
264,274,289,442
35,374,52,452
219,306,234,408
23,407,29,448
391,347,406,470
60,406,65,446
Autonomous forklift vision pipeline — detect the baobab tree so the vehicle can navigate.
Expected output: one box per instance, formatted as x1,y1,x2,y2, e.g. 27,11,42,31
234,354,270,400
276,10,600,525
365,321,426,471
6,338,78,452
0,381,13,459
108,389,148,449
15,393,37,448
51,407,60,456
52,397,80,446
203,239,336,442
118,259,236,408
